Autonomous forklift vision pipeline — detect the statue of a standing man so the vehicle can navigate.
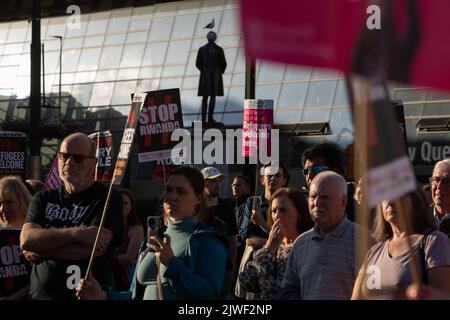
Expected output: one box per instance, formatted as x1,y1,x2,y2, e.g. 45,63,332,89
196,31,227,127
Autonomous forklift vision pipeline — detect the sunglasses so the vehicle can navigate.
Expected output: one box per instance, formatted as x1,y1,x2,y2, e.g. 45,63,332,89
58,152,96,164
303,165,329,177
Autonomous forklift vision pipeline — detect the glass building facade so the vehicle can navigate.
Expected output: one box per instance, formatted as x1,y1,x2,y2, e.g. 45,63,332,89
0,0,448,192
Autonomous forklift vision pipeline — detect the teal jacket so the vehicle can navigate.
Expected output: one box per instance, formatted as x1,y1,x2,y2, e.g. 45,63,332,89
107,223,228,300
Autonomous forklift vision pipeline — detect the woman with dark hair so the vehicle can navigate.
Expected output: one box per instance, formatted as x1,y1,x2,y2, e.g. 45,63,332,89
352,189,450,299
239,188,314,299
113,189,144,289
76,166,228,300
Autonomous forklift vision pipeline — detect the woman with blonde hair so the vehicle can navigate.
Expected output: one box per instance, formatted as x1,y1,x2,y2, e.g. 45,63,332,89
0,176,32,228
0,176,32,300
352,189,450,299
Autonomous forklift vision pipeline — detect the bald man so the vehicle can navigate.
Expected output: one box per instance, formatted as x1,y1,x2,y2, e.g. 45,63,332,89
281,172,371,300
20,133,123,300
430,159,450,236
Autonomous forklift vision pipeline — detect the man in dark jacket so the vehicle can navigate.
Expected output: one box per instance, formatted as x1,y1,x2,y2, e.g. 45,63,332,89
196,31,227,127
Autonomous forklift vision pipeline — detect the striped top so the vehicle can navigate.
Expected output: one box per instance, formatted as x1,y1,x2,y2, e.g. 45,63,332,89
281,217,368,300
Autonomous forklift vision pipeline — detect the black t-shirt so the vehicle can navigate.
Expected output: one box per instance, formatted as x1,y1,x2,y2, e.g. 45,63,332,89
211,198,238,237
25,182,123,300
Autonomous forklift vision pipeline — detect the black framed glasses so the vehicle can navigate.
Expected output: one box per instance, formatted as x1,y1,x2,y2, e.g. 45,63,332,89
57,152,96,164
429,177,450,187
303,165,329,177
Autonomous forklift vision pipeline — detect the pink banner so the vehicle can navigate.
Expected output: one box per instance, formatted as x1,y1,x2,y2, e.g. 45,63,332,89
44,156,63,190
240,0,450,92
242,100,273,158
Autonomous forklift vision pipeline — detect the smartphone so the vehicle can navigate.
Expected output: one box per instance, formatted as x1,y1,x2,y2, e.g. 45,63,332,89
147,215,165,249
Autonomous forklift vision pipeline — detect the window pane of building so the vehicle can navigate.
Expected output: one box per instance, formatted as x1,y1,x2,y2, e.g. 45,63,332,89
255,84,281,107
120,44,145,68
135,78,160,93
99,46,123,69
275,111,301,124
105,34,126,45
129,18,152,32
333,79,349,106
173,14,197,38
142,42,168,67
111,80,137,105
116,68,139,80
108,9,131,33
285,65,311,81
180,89,201,114
222,112,243,125
84,36,105,47
162,65,186,77
71,83,93,107
126,31,148,44
305,80,337,107
159,77,182,89
311,68,340,80
301,108,331,122
219,9,240,33
78,48,102,71
75,71,97,83
86,12,110,36
90,82,114,106
329,107,353,135
96,70,118,82
278,83,308,109
257,62,285,83
61,49,81,72
166,40,191,64
149,16,175,41
7,21,28,43
63,38,83,50
139,66,162,79
226,86,244,112
0,24,9,44
46,17,67,39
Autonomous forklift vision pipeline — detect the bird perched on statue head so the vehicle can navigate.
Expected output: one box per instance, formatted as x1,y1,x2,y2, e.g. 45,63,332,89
204,18,215,29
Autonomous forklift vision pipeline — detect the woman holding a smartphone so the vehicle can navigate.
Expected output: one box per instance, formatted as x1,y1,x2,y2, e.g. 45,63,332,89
76,166,228,300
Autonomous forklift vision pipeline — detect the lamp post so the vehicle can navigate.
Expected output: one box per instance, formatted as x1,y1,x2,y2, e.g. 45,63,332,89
50,35,62,118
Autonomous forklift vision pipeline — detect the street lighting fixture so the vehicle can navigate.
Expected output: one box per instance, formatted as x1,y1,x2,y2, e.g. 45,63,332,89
50,35,62,118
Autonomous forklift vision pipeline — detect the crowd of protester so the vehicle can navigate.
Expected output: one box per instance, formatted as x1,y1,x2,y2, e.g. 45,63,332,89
1,133,450,300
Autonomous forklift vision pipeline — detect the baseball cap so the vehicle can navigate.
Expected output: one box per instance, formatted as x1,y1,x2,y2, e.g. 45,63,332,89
201,167,226,180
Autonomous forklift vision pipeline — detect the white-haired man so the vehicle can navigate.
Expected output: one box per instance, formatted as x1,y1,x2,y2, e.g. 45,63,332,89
430,159,450,236
281,171,371,300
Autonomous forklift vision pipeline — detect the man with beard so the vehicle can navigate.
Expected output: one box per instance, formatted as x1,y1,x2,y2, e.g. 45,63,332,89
20,133,123,300
281,171,370,299
430,159,450,237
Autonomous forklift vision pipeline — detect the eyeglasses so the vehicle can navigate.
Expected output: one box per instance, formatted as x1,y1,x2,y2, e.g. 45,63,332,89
303,165,329,177
429,177,450,187
264,173,284,179
58,152,96,164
